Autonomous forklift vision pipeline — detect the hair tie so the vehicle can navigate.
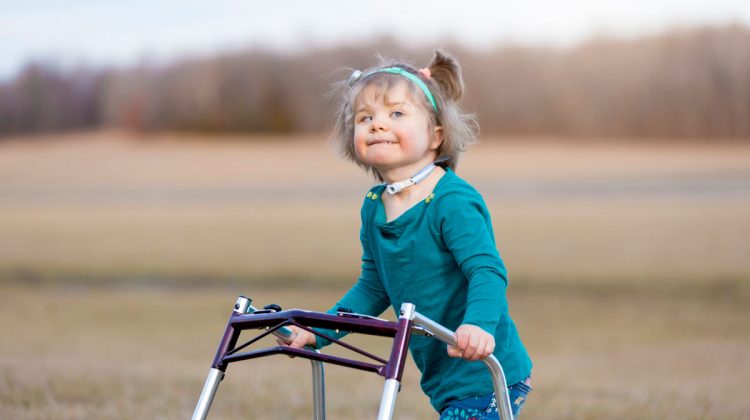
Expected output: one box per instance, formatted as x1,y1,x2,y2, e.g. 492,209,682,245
347,69,363,87
418,68,431,79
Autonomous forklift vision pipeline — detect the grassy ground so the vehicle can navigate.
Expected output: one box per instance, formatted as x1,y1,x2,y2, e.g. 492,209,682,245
0,286,747,419
0,131,749,418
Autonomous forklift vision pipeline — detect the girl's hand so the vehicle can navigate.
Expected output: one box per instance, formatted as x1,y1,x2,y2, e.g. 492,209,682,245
447,324,495,361
277,325,317,349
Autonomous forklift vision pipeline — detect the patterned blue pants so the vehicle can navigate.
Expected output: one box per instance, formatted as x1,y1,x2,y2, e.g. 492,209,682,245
439,377,532,420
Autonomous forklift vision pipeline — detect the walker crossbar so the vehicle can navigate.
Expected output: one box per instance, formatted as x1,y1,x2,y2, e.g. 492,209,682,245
223,345,385,375
192,296,513,420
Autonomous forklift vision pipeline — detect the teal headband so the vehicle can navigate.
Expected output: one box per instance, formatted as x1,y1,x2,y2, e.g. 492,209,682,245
349,67,438,112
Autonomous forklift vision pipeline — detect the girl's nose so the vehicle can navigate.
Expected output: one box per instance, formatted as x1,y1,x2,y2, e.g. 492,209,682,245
370,115,389,132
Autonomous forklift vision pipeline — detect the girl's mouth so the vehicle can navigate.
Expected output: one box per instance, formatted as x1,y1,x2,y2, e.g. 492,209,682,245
369,139,398,145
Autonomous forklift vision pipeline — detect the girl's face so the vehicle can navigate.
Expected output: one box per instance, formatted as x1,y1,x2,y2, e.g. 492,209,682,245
353,81,442,174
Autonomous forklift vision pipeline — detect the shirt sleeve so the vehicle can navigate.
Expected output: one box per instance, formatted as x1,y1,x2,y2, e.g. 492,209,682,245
437,189,508,334
315,197,390,348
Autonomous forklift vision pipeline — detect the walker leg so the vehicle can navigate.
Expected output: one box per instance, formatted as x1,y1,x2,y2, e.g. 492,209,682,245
376,303,416,420
192,368,224,420
311,359,326,420
192,296,252,420
481,358,514,420
376,379,401,420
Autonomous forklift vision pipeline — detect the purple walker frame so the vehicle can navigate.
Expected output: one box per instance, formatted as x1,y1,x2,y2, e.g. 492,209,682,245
192,296,514,420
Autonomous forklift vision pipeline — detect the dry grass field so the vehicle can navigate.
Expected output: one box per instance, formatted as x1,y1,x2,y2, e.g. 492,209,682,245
1,287,747,419
1,131,749,419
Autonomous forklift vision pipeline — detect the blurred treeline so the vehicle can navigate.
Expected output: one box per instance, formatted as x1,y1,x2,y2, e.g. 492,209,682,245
1,24,748,140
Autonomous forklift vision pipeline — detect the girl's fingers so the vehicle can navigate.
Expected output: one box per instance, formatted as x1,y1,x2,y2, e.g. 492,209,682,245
456,330,470,352
464,339,478,361
474,338,490,361
472,337,495,361
463,333,479,360
447,345,463,358
485,339,495,357
276,325,317,351
290,336,303,348
448,326,496,360
291,332,312,349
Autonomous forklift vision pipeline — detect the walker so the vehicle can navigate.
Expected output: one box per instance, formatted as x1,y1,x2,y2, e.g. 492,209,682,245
192,296,514,420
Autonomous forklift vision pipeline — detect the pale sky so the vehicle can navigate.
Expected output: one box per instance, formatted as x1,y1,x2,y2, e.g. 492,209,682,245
1,0,749,79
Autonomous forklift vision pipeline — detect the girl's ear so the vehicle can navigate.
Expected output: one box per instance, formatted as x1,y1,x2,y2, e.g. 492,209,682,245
430,126,444,151
426,50,464,102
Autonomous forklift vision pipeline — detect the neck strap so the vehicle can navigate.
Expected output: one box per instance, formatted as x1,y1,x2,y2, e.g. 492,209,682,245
385,158,448,195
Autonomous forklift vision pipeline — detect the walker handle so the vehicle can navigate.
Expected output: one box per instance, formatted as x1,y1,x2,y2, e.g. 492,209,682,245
411,311,515,420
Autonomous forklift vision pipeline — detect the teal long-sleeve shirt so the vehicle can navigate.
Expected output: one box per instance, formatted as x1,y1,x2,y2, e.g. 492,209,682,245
316,168,532,413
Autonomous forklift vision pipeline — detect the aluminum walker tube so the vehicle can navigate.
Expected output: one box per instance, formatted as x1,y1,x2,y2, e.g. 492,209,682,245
192,368,224,420
412,311,514,420
192,296,252,420
311,356,326,420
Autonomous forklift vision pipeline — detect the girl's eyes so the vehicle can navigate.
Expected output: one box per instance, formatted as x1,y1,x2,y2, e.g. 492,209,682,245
357,110,405,123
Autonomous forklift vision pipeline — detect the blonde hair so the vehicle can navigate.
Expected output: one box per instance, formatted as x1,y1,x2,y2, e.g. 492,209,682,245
330,50,479,181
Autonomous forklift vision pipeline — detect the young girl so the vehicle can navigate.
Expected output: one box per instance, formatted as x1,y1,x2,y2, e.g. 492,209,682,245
285,50,533,419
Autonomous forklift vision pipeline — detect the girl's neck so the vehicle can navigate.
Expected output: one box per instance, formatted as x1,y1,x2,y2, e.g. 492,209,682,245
379,155,439,185
382,165,445,204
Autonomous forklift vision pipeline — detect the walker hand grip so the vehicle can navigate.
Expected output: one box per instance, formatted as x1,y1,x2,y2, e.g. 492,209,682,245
247,303,295,342
276,326,295,342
